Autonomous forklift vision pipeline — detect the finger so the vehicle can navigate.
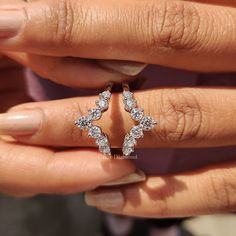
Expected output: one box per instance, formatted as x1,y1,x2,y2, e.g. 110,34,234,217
0,0,236,71
85,160,236,217
0,139,135,197
1,87,236,148
189,0,236,7
6,52,138,89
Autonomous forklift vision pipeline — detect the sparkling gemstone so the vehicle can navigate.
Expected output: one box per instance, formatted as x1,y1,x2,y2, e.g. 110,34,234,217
99,145,111,155
140,116,157,131
125,99,137,111
100,91,111,100
75,116,91,130
96,99,109,111
124,135,137,148
130,126,144,139
123,91,133,99
88,125,102,138
131,108,144,121
96,135,109,146
122,146,134,156
88,108,102,120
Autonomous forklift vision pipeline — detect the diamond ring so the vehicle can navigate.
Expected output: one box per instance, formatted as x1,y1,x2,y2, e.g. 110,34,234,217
75,83,113,156
122,83,157,156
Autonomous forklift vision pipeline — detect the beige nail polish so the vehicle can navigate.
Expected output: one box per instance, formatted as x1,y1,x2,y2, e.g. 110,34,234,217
97,60,147,76
102,169,146,186
0,9,25,39
85,190,124,208
0,110,42,136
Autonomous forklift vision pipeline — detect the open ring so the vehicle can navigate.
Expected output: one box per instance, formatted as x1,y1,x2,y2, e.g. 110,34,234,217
75,83,113,156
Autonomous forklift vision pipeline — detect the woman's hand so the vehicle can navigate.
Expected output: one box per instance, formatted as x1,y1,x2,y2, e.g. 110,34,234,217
0,0,147,89
0,56,135,197
0,0,236,216
0,87,235,213
85,160,236,218
0,0,236,73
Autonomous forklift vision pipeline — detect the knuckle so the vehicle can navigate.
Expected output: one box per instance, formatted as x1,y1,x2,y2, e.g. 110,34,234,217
140,178,172,218
207,169,236,212
155,89,203,144
53,0,75,46
35,0,79,47
145,1,200,50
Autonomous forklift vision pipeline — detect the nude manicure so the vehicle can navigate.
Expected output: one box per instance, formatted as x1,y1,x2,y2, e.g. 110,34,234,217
97,60,147,76
85,190,124,208
0,110,42,136
102,169,146,186
0,9,25,39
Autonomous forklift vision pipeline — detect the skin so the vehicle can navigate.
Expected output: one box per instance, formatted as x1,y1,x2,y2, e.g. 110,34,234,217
0,57,135,197
0,0,235,217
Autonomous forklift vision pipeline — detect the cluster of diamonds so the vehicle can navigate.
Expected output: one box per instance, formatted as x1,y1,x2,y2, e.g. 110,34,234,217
122,90,157,156
75,90,112,156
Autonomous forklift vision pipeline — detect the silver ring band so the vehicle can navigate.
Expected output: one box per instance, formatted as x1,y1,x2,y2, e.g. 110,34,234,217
75,83,113,156
122,83,157,156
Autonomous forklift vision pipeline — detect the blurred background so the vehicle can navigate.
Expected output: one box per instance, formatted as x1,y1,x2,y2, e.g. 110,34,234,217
0,194,235,236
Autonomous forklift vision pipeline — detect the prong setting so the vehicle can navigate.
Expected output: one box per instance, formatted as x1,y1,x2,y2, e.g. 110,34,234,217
75,85,113,156
122,83,158,156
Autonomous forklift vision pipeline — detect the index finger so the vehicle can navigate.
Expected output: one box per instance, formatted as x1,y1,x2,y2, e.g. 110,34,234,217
0,0,236,71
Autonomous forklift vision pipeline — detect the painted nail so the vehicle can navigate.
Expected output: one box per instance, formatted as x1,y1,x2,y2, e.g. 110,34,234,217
0,9,25,39
102,169,146,186
85,189,124,208
0,110,42,136
97,60,147,76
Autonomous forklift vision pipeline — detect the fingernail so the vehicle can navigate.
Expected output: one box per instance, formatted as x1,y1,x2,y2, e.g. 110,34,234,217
0,110,42,136
102,169,146,186
85,190,124,208
0,9,25,39
97,60,147,76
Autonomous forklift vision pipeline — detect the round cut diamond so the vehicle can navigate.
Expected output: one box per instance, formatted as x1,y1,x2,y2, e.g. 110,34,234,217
75,116,91,130
99,145,111,155
124,135,137,148
130,126,144,139
131,108,144,121
88,125,102,138
122,146,134,156
140,116,157,131
125,99,136,111
96,135,109,146
123,91,133,99
100,91,111,100
89,108,102,120
96,99,109,111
